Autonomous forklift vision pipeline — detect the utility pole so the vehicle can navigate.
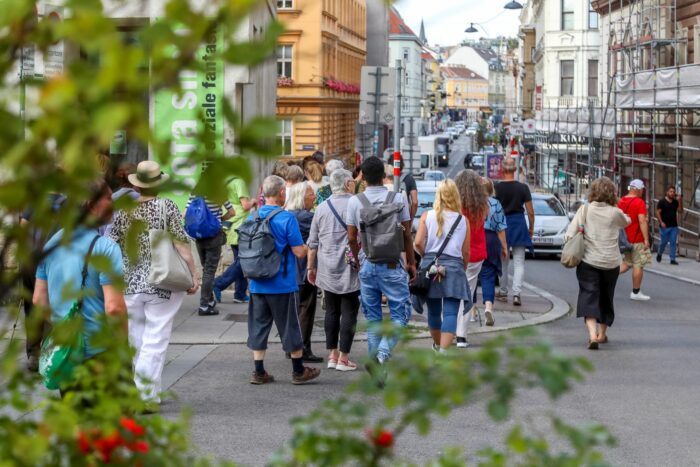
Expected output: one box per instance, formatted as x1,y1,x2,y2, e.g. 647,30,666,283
368,67,388,158
393,59,402,192
408,116,415,174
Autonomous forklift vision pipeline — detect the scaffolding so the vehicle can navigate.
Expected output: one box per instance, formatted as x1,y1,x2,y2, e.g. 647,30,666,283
533,0,700,258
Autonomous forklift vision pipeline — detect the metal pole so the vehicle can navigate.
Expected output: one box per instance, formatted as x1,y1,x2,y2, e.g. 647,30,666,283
408,116,415,174
393,59,402,192
373,67,382,158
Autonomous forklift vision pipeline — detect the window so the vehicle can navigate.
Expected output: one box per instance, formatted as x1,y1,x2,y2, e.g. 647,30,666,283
278,119,293,156
277,45,292,77
561,0,575,30
560,60,574,96
588,59,598,97
277,0,293,8
403,48,409,62
589,5,599,29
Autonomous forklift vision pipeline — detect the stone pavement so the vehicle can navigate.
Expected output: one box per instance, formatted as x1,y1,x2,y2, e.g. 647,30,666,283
646,256,700,286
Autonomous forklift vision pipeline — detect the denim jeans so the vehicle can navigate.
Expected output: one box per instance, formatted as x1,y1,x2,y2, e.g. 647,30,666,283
426,297,460,334
658,227,679,261
499,246,526,296
214,245,248,300
480,261,499,304
359,262,411,363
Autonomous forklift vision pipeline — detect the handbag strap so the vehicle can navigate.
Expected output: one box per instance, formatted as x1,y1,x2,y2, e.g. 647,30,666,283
327,200,347,230
427,214,463,267
579,203,589,234
76,235,100,310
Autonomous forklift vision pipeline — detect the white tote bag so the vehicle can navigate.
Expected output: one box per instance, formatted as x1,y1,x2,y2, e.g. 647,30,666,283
560,203,588,269
148,199,194,291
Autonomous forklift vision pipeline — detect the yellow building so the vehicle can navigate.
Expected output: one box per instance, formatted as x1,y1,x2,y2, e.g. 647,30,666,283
276,0,367,163
441,66,488,120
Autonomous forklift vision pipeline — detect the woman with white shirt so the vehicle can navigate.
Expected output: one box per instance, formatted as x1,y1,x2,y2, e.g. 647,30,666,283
414,179,471,351
565,177,630,349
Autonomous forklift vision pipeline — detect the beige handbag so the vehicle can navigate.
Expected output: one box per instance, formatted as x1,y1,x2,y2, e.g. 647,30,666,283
560,203,588,269
148,199,194,291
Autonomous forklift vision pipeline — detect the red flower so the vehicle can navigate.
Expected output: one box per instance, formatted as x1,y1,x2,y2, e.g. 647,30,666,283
77,432,91,454
120,417,145,437
93,431,124,462
129,441,150,454
366,428,394,448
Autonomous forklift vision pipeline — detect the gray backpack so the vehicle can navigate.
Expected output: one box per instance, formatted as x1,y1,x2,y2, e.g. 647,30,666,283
358,191,405,263
238,207,288,280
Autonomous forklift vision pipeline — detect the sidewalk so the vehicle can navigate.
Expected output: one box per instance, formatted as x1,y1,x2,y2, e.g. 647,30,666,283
646,256,700,286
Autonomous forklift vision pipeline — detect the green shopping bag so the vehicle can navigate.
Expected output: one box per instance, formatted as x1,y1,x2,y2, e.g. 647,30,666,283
39,235,99,391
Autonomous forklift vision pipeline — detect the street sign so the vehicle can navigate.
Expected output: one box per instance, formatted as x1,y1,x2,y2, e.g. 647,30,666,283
359,66,396,125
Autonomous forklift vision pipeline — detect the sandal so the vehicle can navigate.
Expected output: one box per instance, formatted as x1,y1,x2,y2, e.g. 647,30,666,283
587,339,599,350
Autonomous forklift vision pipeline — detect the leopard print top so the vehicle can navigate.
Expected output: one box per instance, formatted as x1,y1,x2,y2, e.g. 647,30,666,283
109,197,190,299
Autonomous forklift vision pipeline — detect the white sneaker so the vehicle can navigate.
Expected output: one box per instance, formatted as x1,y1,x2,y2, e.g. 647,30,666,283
484,310,495,326
335,359,358,372
456,337,469,348
630,291,651,301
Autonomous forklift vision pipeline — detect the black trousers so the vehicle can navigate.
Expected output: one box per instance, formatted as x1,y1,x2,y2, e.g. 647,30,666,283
576,262,620,327
297,280,317,351
196,231,225,308
247,293,304,353
323,290,360,354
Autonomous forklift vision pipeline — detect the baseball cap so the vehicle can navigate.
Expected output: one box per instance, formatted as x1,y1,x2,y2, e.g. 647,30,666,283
629,179,645,190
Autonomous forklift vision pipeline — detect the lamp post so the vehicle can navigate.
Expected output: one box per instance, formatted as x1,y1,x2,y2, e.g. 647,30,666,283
503,0,524,9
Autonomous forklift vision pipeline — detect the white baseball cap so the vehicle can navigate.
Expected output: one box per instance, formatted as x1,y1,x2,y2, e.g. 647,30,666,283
629,179,645,190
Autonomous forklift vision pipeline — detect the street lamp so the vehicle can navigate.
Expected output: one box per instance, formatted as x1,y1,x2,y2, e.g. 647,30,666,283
464,22,490,35
504,0,524,9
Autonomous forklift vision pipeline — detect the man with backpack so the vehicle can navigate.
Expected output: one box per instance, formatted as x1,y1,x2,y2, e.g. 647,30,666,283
347,156,416,368
238,175,320,385
184,194,235,316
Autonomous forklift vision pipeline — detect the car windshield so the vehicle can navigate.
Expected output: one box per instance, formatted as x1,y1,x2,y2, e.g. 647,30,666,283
437,144,447,153
533,198,566,216
472,155,484,165
416,191,436,217
424,172,445,181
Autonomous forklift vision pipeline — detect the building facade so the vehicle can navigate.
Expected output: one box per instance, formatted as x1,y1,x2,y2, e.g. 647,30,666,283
276,0,367,163
441,66,488,121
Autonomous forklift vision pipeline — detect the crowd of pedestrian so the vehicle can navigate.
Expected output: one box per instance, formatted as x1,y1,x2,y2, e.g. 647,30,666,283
25,146,683,404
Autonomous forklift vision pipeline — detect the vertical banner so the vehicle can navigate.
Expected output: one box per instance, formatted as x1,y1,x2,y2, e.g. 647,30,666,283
487,153,504,180
154,25,224,207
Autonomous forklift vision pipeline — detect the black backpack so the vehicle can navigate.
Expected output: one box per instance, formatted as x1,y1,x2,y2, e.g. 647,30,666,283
238,208,288,280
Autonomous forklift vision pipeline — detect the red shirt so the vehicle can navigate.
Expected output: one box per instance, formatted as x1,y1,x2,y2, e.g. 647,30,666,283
618,196,647,244
463,209,487,263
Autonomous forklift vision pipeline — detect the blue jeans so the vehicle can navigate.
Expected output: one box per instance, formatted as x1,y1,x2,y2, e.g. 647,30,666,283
214,245,248,300
359,262,411,363
480,261,498,304
658,227,679,261
426,297,460,333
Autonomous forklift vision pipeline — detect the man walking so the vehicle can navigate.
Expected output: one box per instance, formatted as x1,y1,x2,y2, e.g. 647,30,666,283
213,176,254,304
244,175,320,385
656,185,683,265
347,156,416,366
619,179,652,300
495,157,534,306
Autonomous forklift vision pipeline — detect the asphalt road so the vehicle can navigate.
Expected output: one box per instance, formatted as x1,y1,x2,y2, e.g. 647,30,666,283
440,134,471,180
165,257,700,466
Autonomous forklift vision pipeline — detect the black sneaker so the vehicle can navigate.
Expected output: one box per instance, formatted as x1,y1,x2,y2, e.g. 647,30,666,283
198,306,219,316
456,337,469,348
302,351,324,363
670,260,679,265
656,255,662,263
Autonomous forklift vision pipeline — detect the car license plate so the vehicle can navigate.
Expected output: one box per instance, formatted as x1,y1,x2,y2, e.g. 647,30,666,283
533,237,554,245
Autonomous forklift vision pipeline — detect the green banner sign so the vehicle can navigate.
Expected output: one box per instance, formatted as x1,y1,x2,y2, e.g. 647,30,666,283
154,25,224,207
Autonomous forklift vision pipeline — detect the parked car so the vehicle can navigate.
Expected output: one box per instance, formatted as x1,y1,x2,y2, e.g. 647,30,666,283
463,153,480,169
412,181,439,233
528,193,571,256
423,170,446,181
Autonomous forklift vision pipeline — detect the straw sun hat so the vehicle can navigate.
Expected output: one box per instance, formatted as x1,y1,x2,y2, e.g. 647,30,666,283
127,161,170,188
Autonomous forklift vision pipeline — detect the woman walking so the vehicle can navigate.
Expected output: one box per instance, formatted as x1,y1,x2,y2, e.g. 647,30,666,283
479,178,508,327
307,169,361,370
565,177,630,349
414,179,470,351
285,181,323,362
109,161,199,411
454,169,489,348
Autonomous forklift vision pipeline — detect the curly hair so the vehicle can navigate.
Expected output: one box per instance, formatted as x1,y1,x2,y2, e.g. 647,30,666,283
454,169,489,222
588,176,618,206
433,179,462,237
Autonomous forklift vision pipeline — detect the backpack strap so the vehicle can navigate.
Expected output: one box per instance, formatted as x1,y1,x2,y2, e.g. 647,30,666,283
261,206,290,277
357,193,371,208
327,200,347,230
264,207,285,222
384,190,397,205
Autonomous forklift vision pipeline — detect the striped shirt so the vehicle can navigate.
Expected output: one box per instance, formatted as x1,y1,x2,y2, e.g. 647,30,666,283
186,195,234,221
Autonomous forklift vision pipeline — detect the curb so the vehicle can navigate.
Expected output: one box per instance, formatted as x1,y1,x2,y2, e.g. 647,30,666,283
169,281,571,345
645,268,700,287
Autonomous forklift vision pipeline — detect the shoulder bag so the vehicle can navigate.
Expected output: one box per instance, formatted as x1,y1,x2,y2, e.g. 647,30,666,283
39,235,99,390
410,214,463,297
148,199,194,291
560,203,588,269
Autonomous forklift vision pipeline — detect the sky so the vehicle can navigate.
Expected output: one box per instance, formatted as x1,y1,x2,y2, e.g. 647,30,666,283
394,0,522,46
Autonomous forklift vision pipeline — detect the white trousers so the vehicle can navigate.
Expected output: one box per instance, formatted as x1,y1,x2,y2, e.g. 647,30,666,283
499,246,526,296
456,261,483,339
125,292,185,403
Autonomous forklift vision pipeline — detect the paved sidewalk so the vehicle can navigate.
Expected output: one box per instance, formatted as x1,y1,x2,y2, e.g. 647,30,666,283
645,256,700,286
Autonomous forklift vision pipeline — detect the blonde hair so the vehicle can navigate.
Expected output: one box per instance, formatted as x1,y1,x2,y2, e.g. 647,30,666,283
433,179,462,237
285,181,309,210
482,177,495,196
305,161,323,183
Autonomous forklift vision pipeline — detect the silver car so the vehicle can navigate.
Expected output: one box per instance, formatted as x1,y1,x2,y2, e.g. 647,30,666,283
528,193,571,256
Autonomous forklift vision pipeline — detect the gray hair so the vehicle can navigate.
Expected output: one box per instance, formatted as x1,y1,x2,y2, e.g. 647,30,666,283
502,157,517,173
325,159,344,176
286,164,304,184
285,181,309,211
263,175,286,198
330,169,353,194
